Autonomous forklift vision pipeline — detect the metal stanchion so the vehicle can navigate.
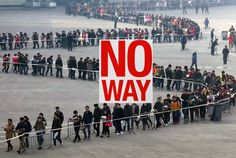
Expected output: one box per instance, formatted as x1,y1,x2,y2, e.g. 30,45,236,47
64,121,72,140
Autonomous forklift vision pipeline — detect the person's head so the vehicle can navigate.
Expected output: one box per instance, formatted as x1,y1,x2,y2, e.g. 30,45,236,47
8,119,12,124
103,103,108,108
157,97,161,102
20,117,24,123
167,94,170,99
37,116,42,122
225,45,227,48
23,116,29,121
73,110,78,115
85,106,90,111
94,103,99,109
39,113,44,118
55,106,60,112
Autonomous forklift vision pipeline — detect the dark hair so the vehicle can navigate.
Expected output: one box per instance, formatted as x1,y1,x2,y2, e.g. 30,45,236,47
8,119,12,123
73,110,78,114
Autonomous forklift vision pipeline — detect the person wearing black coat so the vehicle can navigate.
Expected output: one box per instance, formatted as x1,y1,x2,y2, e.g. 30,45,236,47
55,55,63,78
131,103,140,130
67,32,73,51
153,98,163,128
112,103,124,135
46,55,53,76
222,45,230,65
23,116,32,148
82,106,93,140
140,103,152,130
52,114,62,146
165,64,173,91
93,104,102,137
211,39,218,55
77,57,84,79
15,117,27,154
54,106,64,125
123,104,132,132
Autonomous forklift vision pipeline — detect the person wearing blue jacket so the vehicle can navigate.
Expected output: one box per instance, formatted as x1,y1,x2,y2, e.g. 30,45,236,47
190,52,197,70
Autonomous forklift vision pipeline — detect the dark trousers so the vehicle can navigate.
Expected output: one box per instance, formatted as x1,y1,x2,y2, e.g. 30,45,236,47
46,65,53,76
123,118,131,132
155,114,162,128
36,132,43,147
163,112,170,124
200,106,206,119
78,70,82,78
53,130,62,146
24,134,29,148
82,71,87,80
83,125,91,139
181,43,186,50
113,120,122,133
74,126,81,141
56,68,63,78
93,122,100,136
7,140,13,150
182,109,189,120
167,79,172,90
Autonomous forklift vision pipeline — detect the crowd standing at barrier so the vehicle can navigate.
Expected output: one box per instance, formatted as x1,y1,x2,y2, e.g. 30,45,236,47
1,90,236,154
1,52,236,91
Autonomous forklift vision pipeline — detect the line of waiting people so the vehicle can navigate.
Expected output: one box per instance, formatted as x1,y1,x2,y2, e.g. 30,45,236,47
1,53,236,91
1,52,99,80
3,88,235,154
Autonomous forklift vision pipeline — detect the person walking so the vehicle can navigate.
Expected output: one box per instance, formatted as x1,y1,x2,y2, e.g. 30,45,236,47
222,45,230,65
190,52,197,70
181,35,187,50
3,119,15,152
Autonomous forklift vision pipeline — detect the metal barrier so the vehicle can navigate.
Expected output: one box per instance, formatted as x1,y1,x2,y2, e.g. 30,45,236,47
0,97,233,153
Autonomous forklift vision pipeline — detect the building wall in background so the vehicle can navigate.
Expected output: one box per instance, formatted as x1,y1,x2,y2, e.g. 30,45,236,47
0,0,25,6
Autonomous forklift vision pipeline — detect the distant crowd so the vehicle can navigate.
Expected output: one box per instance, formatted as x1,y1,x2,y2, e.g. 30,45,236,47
1,52,236,93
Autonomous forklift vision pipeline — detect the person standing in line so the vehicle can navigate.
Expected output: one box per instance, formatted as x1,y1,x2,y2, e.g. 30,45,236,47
15,117,26,154
23,116,32,149
70,110,82,143
34,116,45,150
82,106,93,140
3,119,15,152
93,104,102,137
52,114,62,146
55,55,63,78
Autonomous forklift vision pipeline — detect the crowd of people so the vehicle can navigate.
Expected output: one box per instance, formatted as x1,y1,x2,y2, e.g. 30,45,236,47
1,52,99,80
1,52,236,91
3,86,235,153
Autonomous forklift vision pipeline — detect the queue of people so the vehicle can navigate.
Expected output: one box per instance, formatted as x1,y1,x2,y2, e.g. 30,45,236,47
3,86,235,154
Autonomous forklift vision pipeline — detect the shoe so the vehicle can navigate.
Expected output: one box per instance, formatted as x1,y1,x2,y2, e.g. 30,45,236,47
100,135,103,138
107,135,110,138
37,146,42,150
83,138,87,140
17,150,21,154
6,149,10,152
120,132,123,135
73,140,76,143
116,133,120,136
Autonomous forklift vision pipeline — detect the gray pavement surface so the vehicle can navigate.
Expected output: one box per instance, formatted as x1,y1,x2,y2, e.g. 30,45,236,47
0,6,236,158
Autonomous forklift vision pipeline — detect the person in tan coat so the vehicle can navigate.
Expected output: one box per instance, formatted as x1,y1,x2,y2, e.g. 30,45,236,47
4,119,15,152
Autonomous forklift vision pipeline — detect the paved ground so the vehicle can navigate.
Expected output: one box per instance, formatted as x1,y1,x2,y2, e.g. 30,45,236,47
0,6,236,158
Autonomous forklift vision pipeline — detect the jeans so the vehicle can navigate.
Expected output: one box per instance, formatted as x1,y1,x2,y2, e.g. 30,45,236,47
83,125,91,139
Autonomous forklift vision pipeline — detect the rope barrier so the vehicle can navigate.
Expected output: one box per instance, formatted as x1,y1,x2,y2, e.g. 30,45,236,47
0,95,234,144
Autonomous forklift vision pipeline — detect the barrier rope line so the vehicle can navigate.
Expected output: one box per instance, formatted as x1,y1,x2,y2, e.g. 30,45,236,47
0,31,202,45
0,96,233,144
